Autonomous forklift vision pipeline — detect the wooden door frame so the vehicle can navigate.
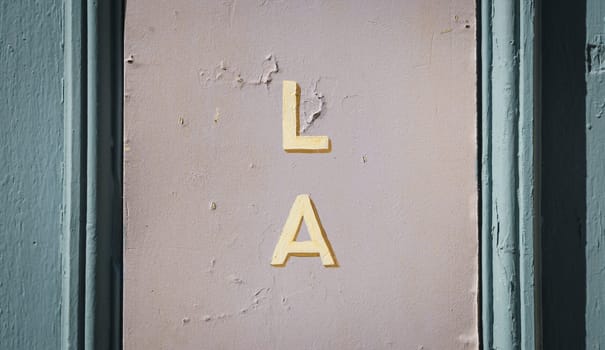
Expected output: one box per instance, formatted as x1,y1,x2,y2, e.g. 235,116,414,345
480,0,541,349
61,1,546,349
62,1,124,348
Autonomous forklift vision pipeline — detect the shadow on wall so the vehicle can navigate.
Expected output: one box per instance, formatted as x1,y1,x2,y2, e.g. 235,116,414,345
541,0,587,348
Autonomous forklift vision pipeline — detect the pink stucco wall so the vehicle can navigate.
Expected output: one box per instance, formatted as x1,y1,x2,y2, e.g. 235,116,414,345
124,1,478,348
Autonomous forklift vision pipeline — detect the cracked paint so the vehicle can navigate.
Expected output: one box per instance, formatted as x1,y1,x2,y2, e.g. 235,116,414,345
198,54,280,89
124,0,478,348
587,35,605,74
301,79,325,133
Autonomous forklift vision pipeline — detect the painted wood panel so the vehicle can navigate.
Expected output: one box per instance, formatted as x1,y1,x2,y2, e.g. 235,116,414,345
124,1,478,349
0,1,64,349
586,0,605,347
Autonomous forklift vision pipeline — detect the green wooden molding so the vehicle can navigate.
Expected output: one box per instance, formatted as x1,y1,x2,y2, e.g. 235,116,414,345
586,0,605,347
61,0,86,348
481,0,541,349
61,1,124,349
518,1,541,349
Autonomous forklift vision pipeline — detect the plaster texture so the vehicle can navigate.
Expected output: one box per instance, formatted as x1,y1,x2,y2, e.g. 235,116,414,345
0,2,64,349
124,1,478,348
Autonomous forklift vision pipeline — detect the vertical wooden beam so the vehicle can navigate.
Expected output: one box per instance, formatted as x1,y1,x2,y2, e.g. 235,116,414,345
480,0,494,347
518,1,541,349
62,1,123,349
482,0,540,348
62,0,86,349
586,0,605,347
84,0,123,349
84,0,101,346
491,1,521,346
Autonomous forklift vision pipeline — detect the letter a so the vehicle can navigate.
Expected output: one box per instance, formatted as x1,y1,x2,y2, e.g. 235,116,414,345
271,194,337,267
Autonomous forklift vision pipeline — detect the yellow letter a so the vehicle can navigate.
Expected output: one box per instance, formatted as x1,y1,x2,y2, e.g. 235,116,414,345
271,194,337,267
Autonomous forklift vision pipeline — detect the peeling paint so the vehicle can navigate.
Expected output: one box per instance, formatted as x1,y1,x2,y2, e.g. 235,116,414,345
125,0,478,347
258,54,279,85
198,54,279,89
595,101,605,119
587,35,605,74
301,79,325,133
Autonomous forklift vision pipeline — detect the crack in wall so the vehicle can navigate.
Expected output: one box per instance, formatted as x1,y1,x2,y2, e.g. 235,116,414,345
198,287,272,323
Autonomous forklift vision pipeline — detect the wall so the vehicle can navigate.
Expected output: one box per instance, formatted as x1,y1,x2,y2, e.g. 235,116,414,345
124,0,478,349
0,1,64,349
2,1,605,349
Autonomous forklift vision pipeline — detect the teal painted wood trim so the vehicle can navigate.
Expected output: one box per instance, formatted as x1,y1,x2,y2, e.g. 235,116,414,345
481,0,541,348
84,0,103,346
110,4,125,350
84,0,124,349
586,0,605,347
518,1,541,349
0,2,65,349
491,0,521,345
480,1,494,348
61,1,124,349
62,0,86,349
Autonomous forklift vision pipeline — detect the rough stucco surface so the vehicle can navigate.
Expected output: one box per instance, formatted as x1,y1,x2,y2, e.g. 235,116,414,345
124,1,477,349
0,1,63,349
